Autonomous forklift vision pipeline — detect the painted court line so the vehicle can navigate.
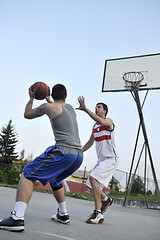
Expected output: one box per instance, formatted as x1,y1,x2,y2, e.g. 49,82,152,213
36,231,76,240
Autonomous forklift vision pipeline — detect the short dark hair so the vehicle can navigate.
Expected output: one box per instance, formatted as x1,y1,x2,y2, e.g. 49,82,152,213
51,84,67,100
96,102,108,116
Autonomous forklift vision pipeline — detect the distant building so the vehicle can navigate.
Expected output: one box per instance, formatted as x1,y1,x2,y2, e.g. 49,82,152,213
34,168,120,194
67,169,119,191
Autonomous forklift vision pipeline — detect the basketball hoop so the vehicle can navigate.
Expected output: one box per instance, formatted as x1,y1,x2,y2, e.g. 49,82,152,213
123,72,144,90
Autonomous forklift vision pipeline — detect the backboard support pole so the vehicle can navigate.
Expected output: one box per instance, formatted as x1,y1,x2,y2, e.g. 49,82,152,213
123,89,160,207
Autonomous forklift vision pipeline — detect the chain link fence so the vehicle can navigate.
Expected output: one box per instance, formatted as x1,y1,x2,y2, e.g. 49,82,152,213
113,168,160,194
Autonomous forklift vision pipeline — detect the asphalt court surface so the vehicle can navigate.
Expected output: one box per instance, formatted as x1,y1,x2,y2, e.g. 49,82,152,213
0,187,160,240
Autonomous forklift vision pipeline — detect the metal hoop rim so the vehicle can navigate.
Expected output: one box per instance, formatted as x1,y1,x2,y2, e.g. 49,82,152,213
123,71,144,84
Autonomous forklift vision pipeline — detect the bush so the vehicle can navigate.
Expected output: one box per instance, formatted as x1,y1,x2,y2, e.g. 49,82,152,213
131,176,144,194
147,190,152,195
0,169,7,183
7,166,20,185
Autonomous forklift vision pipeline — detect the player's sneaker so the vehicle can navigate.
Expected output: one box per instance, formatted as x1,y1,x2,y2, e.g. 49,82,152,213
86,210,104,224
0,212,24,232
52,209,70,224
101,197,113,213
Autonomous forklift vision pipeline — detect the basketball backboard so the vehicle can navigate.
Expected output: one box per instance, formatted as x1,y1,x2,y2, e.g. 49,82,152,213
102,53,160,92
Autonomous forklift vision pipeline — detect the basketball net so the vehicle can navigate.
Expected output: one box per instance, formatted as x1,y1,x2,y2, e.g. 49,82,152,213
123,72,144,90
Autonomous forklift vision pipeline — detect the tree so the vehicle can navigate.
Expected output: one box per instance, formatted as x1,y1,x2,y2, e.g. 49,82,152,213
18,149,33,170
131,176,144,194
0,120,18,174
7,149,33,185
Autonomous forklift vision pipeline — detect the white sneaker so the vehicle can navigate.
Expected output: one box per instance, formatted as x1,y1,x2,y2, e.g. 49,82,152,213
52,209,70,224
86,210,104,224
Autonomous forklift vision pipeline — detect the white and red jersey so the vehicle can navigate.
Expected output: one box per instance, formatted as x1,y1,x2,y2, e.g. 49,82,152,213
93,123,118,161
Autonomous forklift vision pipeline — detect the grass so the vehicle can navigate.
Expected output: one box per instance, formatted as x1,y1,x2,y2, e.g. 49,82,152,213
65,191,159,202
65,192,94,201
108,191,159,201
0,183,159,202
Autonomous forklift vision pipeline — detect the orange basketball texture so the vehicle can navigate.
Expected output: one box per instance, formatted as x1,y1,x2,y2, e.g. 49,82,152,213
31,82,50,100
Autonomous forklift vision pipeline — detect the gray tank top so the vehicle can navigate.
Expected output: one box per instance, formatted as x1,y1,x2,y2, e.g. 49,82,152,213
50,104,82,152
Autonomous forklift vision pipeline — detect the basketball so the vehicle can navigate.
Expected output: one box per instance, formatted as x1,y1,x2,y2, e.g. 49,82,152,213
31,82,50,100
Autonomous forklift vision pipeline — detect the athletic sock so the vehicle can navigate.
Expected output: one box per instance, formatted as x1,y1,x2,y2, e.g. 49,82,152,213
95,210,101,214
13,201,27,219
58,201,67,215
95,210,101,212
102,196,108,202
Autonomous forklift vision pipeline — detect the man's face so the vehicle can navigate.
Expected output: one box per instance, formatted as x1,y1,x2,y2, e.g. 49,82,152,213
95,104,106,117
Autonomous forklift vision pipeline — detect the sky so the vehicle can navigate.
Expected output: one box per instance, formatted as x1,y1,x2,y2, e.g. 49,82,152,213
0,0,160,180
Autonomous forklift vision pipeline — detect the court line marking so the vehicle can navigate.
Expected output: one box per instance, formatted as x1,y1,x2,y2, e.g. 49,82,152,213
36,231,76,240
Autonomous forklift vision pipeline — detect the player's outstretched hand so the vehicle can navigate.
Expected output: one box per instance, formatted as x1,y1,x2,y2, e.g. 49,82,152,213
76,96,87,112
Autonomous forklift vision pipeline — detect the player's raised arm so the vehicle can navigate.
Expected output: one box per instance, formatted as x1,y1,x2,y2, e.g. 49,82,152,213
77,96,113,129
24,87,47,119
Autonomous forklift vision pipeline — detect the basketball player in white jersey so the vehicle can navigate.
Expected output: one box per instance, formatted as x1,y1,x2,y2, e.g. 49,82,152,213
77,96,119,224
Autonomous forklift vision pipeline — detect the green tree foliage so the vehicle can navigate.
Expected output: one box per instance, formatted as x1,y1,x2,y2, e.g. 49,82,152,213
0,120,18,174
18,149,33,170
0,149,33,185
131,176,144,194
7,150,33,185
0,169,7,183
0,120,33,184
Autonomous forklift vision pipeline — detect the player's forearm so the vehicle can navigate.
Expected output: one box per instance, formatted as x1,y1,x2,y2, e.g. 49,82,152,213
82,138,94,152
24,98,34,119
84,108,104,125
82,142,91,152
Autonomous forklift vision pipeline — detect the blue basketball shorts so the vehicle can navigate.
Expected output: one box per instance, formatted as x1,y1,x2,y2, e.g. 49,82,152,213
23,145,83,188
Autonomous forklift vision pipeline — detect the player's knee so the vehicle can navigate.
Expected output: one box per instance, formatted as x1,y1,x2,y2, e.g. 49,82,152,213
50,183,63,192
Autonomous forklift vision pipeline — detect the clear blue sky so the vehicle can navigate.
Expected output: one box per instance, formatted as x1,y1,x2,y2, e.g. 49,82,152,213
0,0,160,180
